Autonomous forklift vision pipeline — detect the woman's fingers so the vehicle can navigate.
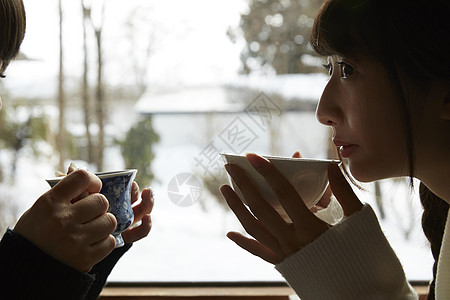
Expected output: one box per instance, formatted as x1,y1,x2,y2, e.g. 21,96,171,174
72,193,109,224
220,184,285,256
224,164,287,230
122,187,154,244
245,153,314,226
121,186,154,244
83,212,117,245
227,231,282,264
87,235,117,271
292,151,301,158
223,152,338,263
245,153,329,246
131,181,140,205
122,214,152,244
131,188,154,226
328,163,363,216
51,169,102,201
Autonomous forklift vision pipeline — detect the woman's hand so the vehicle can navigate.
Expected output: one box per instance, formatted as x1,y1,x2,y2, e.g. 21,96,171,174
221,153,363,264
122,182,154,244
14,170,117,273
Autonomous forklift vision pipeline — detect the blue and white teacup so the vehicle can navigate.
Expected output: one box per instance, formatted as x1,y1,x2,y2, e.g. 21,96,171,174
46,169,137,248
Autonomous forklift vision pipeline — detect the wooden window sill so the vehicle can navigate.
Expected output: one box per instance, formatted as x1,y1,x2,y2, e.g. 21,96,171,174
100,282,293,300
99,281,430,299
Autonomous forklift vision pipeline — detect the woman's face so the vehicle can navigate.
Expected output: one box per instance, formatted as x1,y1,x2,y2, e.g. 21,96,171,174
316,55,409,182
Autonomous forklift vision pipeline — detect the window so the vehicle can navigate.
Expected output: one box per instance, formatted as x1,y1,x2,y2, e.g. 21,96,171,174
0,0,432,287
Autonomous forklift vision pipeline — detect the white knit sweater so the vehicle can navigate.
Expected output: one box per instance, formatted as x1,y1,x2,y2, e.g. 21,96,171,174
436,212,450,298
275,205,437,300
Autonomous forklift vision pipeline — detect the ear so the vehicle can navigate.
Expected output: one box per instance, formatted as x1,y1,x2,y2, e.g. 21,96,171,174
441,94,450,120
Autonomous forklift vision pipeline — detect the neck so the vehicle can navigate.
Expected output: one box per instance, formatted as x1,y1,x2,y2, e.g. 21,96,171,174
419,162,450,203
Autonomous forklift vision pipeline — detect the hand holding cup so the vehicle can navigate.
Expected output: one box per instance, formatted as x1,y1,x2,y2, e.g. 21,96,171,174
14,169,117,272
47,169,138,248
221,153,363,264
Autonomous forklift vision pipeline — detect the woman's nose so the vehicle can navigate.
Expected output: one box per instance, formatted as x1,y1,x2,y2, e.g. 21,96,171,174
315,81,339,127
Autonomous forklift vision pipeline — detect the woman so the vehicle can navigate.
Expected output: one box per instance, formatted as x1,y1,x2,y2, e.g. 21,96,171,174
221,0,450,299
0,1,154,299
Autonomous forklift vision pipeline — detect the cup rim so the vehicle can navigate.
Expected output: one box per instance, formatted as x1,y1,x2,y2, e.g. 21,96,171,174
46,169,138,183
95,169,138,179
220,152,340,164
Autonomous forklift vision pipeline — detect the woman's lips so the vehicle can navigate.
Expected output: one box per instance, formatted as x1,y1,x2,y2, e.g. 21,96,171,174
339,145,358,158
333,139,358,158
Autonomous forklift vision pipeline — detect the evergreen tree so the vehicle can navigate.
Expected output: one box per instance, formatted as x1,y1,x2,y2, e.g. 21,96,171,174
231,0,323,74
118,116,159,187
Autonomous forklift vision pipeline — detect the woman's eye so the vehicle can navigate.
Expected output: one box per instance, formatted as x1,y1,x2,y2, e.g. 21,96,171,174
337,62,354,78
322,63,333,76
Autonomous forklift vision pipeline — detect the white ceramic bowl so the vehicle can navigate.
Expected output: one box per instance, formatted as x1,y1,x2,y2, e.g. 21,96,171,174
221,153,338,219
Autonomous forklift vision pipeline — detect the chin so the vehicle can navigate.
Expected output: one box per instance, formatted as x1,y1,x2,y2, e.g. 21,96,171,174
348,163,388,183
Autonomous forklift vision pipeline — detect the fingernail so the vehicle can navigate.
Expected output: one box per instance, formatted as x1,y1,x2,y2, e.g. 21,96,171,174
148,187,154,198
246,153,268,169
220,184,232,197
132,182,139,193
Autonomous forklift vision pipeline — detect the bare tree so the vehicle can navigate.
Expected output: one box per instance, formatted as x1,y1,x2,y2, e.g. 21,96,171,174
124,6,156,98
81,0,94,164
84,0,106,171
56,0,66,171
93,15,105,171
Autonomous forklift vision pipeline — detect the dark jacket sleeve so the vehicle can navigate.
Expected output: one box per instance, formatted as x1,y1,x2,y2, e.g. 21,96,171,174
0,229,95,299
0,229,131,300
85,243,132,300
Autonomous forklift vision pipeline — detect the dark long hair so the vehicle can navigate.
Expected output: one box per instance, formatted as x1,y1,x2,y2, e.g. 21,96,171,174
0,0,26,76
420,183,449,299
310,0,450,298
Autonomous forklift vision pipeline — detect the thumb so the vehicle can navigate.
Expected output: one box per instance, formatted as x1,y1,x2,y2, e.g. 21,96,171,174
50,170,102,203
328,163,363,217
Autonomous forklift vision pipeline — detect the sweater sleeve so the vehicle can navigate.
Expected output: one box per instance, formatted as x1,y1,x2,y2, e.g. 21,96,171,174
275,205,418,300
0,228,95,300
